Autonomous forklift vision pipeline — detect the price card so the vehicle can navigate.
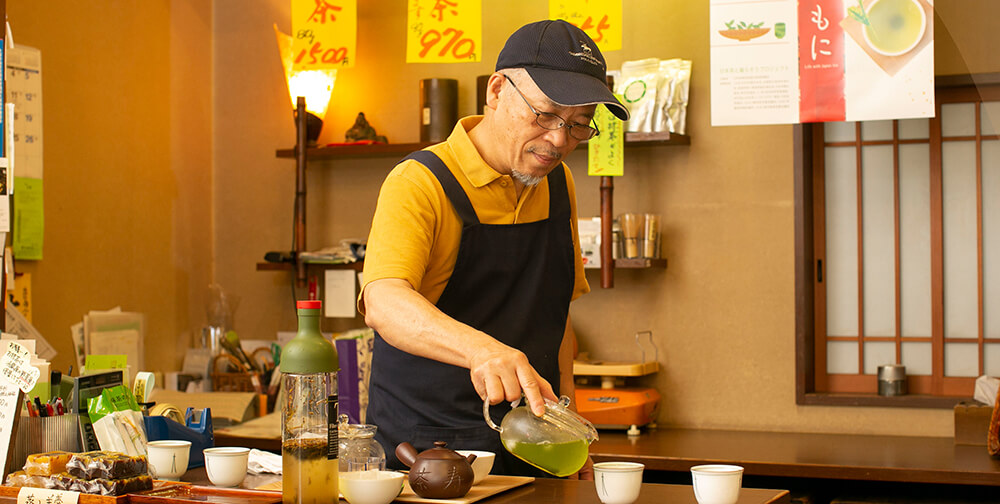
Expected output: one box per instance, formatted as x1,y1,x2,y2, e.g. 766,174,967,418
1,341,38,393
17,487,80,504
549,0,622,52
587,104,624,177
406,0,482,63
291,0,357,70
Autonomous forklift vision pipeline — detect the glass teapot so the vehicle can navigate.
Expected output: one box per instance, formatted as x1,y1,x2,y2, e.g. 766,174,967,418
338,414,386,473
483,395,598,477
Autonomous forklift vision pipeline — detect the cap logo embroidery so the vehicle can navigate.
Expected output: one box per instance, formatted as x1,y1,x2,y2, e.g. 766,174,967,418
568,42,603,67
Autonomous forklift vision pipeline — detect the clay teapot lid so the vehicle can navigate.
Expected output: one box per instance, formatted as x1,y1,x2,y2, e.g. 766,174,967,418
420,441,469,460
396,441,477,467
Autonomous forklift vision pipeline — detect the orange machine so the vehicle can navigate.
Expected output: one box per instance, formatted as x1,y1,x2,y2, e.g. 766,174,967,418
573,332,661,434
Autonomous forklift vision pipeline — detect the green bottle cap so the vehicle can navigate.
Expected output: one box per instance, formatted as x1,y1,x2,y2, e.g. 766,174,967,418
280,300,339,374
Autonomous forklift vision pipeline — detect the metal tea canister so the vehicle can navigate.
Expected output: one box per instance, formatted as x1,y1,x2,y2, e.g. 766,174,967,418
281,300,339,504
877,364,907,396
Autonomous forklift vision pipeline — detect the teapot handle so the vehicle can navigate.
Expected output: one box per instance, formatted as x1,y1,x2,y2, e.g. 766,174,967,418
483,398,501,432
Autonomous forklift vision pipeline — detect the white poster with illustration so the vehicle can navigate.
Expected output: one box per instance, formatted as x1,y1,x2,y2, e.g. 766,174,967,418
710,0,934,126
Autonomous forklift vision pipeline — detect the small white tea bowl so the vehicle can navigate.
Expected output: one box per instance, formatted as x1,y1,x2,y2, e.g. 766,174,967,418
147,440,192,480
339,470,405,504
455,450,495,485
203,447,250,487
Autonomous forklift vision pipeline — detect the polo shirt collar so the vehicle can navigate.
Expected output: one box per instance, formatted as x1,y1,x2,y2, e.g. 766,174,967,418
447,116,503,189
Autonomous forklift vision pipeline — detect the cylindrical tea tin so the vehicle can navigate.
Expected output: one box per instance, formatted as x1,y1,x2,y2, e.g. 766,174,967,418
420,78,458,143
877,364,907,396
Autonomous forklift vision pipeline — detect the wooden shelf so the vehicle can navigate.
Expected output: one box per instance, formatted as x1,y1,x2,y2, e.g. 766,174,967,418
612,258,667,269
256,261,363,271
276,142,433,159
275,132,690,160
260,259,663,272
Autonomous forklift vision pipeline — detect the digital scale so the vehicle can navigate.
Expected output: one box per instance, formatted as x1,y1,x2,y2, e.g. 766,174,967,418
573,331,661,435
71,371,125,451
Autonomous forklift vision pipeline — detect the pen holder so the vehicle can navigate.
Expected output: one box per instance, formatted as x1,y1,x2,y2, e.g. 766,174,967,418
13,413,82,470
210,354,259,393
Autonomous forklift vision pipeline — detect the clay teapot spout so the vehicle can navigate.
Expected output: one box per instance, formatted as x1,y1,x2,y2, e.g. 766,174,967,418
395,442,419,468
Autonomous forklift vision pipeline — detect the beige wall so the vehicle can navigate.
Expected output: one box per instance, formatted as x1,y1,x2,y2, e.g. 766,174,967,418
11,1,997,436
7,1,213,374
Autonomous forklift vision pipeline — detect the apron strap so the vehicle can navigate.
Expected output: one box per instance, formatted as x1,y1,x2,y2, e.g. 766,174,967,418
401,150,480,225
547,164,569,219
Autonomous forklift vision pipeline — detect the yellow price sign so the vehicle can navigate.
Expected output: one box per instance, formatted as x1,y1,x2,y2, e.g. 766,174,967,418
406,0,482,63
549,0,622,52
291,0,357,70
588,104,624,177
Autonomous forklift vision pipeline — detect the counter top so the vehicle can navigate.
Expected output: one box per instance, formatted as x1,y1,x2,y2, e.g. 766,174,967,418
590,428,1000,487
180,467,789,504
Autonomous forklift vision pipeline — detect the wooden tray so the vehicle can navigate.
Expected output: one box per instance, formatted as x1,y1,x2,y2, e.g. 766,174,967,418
398,475,533,503
129,484,281,504
0,481,177,504
255,474,533,504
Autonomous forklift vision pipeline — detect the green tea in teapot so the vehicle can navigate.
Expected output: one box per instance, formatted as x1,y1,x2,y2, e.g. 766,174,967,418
485,395,599,477
503,438,590,477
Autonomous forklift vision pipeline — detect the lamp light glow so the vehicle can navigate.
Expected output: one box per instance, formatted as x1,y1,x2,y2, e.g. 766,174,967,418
274,25,336,143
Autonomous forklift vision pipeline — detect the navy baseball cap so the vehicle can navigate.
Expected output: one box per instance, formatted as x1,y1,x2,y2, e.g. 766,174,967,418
496,20,630,121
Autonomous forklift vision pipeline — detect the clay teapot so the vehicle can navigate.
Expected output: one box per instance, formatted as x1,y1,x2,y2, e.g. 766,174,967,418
395,441,477,499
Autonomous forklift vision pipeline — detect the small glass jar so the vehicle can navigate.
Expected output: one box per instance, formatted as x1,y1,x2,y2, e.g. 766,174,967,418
338,414,386,473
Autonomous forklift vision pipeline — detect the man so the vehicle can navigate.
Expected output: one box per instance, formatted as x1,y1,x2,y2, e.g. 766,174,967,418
359,19,629,478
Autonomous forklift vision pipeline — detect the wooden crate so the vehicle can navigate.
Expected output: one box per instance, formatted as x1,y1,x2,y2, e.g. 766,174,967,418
954,401,992,446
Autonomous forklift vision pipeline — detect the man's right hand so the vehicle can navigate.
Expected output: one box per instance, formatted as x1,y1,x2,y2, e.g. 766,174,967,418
470,341,556,417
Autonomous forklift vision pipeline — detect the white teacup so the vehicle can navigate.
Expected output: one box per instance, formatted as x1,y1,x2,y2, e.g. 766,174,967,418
203,447,250,487
340,470,405,504
691,464,743,504
147,440,192,480
455,450,495,485
594,461,644,504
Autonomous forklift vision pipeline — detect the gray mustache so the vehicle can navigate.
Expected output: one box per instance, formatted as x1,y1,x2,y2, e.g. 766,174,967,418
527,146,562,160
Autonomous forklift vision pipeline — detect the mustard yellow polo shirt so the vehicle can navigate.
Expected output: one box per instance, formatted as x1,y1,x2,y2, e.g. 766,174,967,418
359,116,589,314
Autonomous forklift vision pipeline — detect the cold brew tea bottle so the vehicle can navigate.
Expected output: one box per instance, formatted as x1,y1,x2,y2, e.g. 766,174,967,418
281,300,339,504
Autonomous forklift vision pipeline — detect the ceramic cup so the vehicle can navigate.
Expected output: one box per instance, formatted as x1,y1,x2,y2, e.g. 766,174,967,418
594,461,644,504
203,447,250,487
146,440,192,480
340,470,405,504
456,450,495,485
691,464,744,504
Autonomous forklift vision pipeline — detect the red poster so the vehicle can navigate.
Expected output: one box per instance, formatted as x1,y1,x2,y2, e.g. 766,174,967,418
798,0,846,122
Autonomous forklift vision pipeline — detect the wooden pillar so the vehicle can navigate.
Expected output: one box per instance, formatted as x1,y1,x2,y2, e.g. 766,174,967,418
600,176,614,288
294,97,307,288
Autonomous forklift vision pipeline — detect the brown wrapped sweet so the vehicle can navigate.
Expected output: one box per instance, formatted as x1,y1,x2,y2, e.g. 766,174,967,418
24,450,75,476
43,472,153,496
66,451,148,480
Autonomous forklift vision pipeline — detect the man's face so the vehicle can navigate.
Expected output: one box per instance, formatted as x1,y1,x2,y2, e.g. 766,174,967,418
493,74,597,185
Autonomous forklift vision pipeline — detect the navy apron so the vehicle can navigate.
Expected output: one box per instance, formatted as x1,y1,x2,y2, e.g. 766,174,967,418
367,150,576,477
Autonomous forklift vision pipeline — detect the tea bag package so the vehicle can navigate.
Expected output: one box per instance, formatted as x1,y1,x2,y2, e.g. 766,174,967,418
616,58,660,133
654,59,692,135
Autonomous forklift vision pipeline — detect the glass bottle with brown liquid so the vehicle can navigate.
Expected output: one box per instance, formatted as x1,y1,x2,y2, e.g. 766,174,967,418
281,300,339,504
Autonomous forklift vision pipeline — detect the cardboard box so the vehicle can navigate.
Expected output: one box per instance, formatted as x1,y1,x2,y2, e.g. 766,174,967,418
954,401,993,446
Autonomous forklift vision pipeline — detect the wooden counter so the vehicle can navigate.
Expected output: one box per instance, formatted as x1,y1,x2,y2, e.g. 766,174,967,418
179,467,789,504
590,428,1000,487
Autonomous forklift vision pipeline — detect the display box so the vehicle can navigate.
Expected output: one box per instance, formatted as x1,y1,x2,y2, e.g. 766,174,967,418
954,401,993,446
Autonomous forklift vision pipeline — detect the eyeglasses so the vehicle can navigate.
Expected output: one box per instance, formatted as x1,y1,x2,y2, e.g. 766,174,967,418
501,73,600,141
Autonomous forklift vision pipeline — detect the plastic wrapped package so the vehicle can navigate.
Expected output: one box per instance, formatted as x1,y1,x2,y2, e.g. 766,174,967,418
43,472,76,491
42,472,153,496
5,470,47,488
616,58,660,133
66,451,149,480
74,474,153,496
23,450,75,476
